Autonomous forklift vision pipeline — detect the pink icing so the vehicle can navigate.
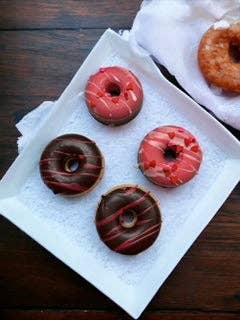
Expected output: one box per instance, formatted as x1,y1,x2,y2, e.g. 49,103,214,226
138,126,203,187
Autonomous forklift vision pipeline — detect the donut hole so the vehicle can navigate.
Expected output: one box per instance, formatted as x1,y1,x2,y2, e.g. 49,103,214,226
119,210,137,229
106,83,121,97
64,158,80,173
164,147,177,162
229,42,240,63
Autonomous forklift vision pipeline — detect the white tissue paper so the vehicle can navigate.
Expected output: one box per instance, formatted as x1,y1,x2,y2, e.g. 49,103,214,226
16,101,54,152
129,0,240,130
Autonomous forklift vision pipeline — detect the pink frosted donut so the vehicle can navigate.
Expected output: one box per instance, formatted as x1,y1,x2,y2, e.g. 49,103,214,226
138,126,203,187
85,66,143,126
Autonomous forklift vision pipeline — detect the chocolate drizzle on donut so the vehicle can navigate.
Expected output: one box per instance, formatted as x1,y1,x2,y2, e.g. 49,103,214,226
96,185,161,255
40,134,104,196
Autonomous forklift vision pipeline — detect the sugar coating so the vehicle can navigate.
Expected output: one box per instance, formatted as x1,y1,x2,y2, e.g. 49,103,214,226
18,53,226,286
213,20,230,30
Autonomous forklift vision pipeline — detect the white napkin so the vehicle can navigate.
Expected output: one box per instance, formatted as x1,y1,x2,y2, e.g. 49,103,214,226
129,0,240,130
16,101,54,151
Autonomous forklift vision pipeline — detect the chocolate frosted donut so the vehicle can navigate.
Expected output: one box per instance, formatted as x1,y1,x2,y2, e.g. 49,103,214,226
96,185,161,255
85,66,143,126
40,134,104,196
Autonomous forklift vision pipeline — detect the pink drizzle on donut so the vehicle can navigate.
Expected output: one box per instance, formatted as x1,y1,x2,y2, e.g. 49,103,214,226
41,169,99,178
96,192,149,227
114,223,161,253
43,181,88,192
96,186,161,255
85,66,143,125
138,126,203,187
40,134,104,196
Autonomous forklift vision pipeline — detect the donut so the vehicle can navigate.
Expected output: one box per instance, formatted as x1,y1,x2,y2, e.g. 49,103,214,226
138,126,203,187
96,185,161,255
40,134,104,196
198,21,240,92
85,66,143,126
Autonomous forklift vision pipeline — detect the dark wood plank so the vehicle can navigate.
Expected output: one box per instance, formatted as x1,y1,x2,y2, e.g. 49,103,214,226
0,30,103,97
0,29,101,176
0,184,239,310
0,28,107,179
0,95,51,176
0,0,141,30
0,216,115,310
0,310,239,320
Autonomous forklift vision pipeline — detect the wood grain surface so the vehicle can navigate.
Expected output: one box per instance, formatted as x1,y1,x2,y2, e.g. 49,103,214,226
1,310,240,320
0,0,141,29
0,1,239,319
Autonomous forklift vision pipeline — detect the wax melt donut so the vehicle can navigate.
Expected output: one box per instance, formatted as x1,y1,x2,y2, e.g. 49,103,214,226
85,66,143,125
40,134,104,196
138,126,203,187
198,21,240,92
96,185,161,255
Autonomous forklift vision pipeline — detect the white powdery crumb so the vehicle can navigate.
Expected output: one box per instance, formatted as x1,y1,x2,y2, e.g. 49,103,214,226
213,20,230,30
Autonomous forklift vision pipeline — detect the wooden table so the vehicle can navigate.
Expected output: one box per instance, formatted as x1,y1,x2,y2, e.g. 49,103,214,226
0,1,239,319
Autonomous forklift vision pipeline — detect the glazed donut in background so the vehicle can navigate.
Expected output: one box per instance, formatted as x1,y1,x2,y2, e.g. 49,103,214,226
96,185,161,255
138,126,203,188
40,134,104,196
198,21,240,93
85,66,143,126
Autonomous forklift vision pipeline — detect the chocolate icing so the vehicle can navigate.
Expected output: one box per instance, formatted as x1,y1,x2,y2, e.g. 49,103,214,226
40,134,104,196
96,185,161,255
